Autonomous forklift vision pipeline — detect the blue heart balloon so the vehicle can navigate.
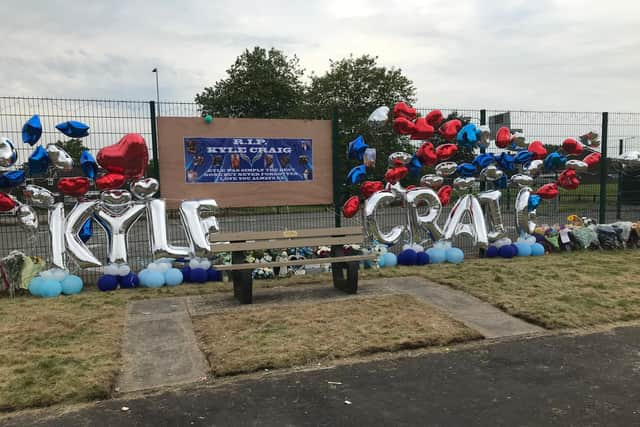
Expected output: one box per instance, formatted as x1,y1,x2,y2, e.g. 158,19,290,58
347,135,368,161
0,170,26,188
79,218,93,243
347,165,367,185
408,155,423,177
496,152,515,172
456,163,477,177
22,114,42,146
456,123,478,149
515,150,534,164
28,146,50,175
528,195,541,211
80,150,98,179
55,120,90,138
473,153,495,169
543,152,567,171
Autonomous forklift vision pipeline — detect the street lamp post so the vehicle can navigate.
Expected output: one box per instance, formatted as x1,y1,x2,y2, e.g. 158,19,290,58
152,68,160,115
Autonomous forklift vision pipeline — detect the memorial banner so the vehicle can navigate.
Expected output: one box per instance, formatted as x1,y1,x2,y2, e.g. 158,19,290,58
184,137,313,183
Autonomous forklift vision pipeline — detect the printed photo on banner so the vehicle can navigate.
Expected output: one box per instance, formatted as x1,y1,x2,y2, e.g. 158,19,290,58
184,137,313,183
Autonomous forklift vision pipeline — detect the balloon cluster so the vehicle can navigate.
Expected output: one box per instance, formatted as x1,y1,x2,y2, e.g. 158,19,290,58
28,269,83,298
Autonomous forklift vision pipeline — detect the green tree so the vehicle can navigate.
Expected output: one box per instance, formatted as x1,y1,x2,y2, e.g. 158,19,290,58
195,47,305,118
55,139,85,165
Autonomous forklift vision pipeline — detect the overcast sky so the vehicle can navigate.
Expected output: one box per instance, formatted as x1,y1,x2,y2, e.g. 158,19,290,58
1,0,639,112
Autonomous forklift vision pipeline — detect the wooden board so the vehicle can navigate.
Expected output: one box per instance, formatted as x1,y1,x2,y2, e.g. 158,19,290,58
210,227,363,242
209,235,364,253
212,254,376,271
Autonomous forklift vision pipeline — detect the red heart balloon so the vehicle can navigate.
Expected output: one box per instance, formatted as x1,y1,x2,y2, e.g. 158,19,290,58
342,196,360,218
437,185,452,206
528,140,547,160
393,117,416,135
436,143,458,161
584,152,601,168
95,173,126,191
495,127,512,148
417,142,437,166
439,119,462,141
426,110,445,128
97,133,149,179
0,192,16,212
410,117,435,140
360,181,384,199
57,177,90,197
536,183,559,200
557,169,580,190
385,166,408,184
393,102,417,121
562,138,583,155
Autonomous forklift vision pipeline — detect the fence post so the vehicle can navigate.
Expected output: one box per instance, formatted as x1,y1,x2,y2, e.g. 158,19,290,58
149,101,161,186
598,112,609,224
616,139,623,219
332,109,342,227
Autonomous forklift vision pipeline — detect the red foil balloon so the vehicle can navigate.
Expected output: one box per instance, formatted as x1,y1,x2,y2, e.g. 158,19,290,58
97,133,149,179
584,152,601,168
57,177,90,197
96,173,126,190
557,169,580,190
436,143,458,161
495,127,512,148
410,117,435,140
437,185,452,206
416,142,437,166
536,183,559,199
393,102,417,121
384,166,408,184
528,140,548,160
0,192,16,212
393,117,416,135
342,196,360,218
360,181,384,199
439,119,462,141
562,138,583,155
425,110,445,128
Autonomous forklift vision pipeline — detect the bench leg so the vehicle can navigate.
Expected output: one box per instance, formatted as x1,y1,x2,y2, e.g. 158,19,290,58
331,245,359,294
232,251,253,304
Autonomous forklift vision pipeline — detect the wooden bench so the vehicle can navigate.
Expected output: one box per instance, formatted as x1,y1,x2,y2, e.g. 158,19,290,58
209,226,375,304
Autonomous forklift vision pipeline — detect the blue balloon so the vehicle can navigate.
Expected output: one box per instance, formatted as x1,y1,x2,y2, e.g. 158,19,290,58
531,243,545,256
181,266,191,282
142,270,165,288
408,155,423,177
473,153,495,169
515,150,534,164
486,246,499,258
456,123,478,148
28,277,46,297
79,218,93,243
495,174,508,189
496,152,515,172
515,242,532,257
22,114,42,146
456,163,477,177
416,252,430,266
397,249,417,266
190,268,208,283
119,272,139,289
0,170,25,188
347,135,368,161
426,248,446,264
528,195,541,211
28,145,50,175
498,245,516,259
41,280,63,298
544,152,567,171
445,247,464,264
61,275,83,295
98,275,118,292
207,268,222,282
55,120,90,138
382,252,397,268
347,165,367,185
80,150,98,179
164,268,183,286
377,255,386,268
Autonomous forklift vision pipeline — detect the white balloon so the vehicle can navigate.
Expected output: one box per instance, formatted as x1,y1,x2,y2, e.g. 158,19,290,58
118,264,131,276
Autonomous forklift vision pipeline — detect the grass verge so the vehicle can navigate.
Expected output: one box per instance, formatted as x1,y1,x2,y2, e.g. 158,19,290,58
193,294,481,376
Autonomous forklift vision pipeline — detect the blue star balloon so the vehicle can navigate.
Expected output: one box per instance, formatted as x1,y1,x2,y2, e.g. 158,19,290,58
544,152,567,171
496,152,515,172
456,163,477,177
473,153,495,169
347,165,367,184
456,123,478,149
22,115,42,146
408,155,423,177
528,194,541,211
55,120,90,138
80,150,98,179
28,145,50,175
347,135,368,161
515,150,534,164
0,170,26,188
79,218,93,243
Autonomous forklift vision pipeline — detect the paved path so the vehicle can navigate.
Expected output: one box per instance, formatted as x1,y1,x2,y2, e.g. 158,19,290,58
117,298,209,393
368,277,545,338
4,325,640,427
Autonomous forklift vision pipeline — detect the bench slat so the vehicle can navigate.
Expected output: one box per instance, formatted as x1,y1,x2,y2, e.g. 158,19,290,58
210,227,363,243
209,235,364,253
212,254,376,271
